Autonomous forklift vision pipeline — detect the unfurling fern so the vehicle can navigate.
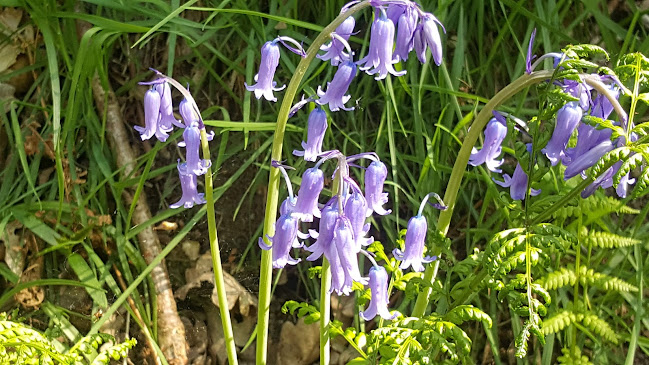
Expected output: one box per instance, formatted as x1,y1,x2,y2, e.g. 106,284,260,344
551,195,639,221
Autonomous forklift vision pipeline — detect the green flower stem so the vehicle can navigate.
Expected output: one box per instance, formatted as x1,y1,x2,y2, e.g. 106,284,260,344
255,3,370,364
201,129,239,365
320,259,332,365
411,70,555,317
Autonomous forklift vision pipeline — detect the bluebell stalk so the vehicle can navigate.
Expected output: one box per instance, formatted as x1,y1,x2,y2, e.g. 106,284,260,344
493,163,541,201
360,266,397,321
293,107,328,161
317,60,357,111
357,9,405,80
469,112,507,173
318,16,355,66
170,162,207,209
246,36,306,102
393,192,445,272
364,160,391,216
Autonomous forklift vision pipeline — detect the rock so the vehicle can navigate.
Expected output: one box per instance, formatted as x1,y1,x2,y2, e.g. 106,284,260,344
276,318,320,365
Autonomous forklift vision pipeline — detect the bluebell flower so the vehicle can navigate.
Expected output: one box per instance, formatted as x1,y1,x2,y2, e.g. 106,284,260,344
293,107,328,161
357,10,405,80
364,160,391,216
564,140,613,180
414,13,444,66
469,113,507,173
294,167,325,222
154,82,184,129
385,3,406,24
525,29,537,74
393,215,435,272
306,203,339,261
493,163,541,200
245,40,285,102
542,101,583,166
170,162,207,209
360,266,397,321
344,191,373,248
393,6,419,62
563,124,611,166
318,16,355,66
258,213,304,269
178,121,213,176
316,60,357,111
135,88,161,141
333,217,367,295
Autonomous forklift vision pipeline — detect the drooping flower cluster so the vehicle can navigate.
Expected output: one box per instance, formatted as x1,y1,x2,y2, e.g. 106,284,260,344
247,1,445,112
469,31,636,200
249,0,447,322
138,71,214,209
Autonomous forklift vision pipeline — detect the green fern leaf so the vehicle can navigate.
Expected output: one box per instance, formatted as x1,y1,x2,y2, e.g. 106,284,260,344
589,147,632,179
614,153,644,186
541,310,582,335
584,231,641,248
538,267,577,290
581,312,618,344
631,166,649,198
445,305,493,328
578,266,638,292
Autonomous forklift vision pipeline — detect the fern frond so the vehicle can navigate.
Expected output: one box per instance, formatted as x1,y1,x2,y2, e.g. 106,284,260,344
557,347,593,365
614,152,644,186
590,146,632,178
493,247,541,278
445,305,492,328
581,312,618,344
584,231,641,248
541,310,582,335
90,338,137,365
578,266,638,292
632,166,649,198
538,267,577,290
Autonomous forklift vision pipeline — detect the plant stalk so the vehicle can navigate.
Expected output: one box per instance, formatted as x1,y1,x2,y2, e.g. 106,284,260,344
320,259,332,365
256,2,370,364
411,70,555,317
201,129,239,365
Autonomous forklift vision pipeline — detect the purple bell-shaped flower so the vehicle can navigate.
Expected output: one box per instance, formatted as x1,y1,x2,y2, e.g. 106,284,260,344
493,163,541,200
344,191,373,248
318,16,355,66
294,167,325,222
360,266,397,321
332,217,367,295
542,101,583,166
469,113,507,173
414,13,444,65
245,40,285,102
135,88,161,141
258,213,304,269
178,121,212,176
155,82,184,129
393,215,436,272
170,162,207,209
316,61,357,112
357,10,405,80
393,6,419,62
293,107,328,162
364,160,391,216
